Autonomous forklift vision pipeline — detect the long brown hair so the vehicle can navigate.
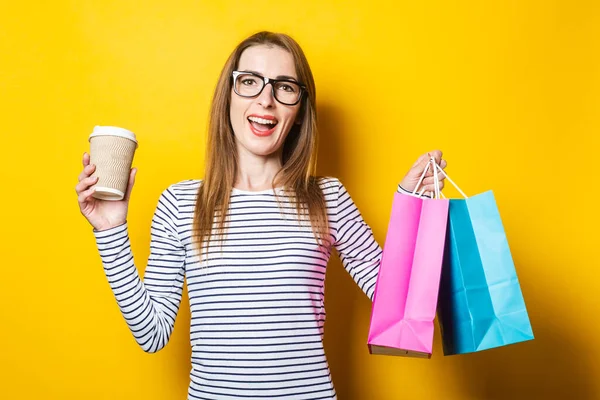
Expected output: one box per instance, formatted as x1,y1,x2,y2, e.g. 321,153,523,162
192,31,330,258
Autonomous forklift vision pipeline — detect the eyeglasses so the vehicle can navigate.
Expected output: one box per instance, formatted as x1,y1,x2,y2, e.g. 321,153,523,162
232,71,305,106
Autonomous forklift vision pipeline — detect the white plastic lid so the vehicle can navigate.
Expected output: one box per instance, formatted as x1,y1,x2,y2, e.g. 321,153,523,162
89,125,138,147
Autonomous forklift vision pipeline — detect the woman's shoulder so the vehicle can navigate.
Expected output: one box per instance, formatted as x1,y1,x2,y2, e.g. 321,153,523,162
161,179,202,201
315,176,339,186
314,176,343,196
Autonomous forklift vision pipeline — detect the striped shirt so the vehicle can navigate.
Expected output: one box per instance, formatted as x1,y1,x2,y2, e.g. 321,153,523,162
94,177,410,399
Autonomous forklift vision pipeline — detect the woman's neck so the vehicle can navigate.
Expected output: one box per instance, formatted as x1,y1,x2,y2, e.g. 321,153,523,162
234,148,283,191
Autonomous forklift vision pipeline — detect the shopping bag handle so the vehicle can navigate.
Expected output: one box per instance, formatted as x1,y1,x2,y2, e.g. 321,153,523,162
412,158,444,199
433,158,441,199
431,160,469,199
412,159,431,196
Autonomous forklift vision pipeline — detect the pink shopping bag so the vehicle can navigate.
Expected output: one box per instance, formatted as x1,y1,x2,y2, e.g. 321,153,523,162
368,160,449,358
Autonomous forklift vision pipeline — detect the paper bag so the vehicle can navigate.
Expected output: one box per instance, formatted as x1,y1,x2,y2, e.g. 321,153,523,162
368,160,449,358
436,174,534,355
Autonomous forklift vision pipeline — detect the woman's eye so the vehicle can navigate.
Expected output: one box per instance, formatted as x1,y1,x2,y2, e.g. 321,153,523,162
242,79,256,86
278,84,295,92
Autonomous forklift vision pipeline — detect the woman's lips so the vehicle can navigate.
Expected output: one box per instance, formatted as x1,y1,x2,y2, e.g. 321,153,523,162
247,115,278,137
248,120,277,137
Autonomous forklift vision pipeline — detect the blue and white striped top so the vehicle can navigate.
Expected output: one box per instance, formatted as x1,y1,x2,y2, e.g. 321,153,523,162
93,177,404,399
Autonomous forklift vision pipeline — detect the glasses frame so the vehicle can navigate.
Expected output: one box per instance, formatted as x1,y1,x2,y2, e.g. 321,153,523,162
232,70,306,106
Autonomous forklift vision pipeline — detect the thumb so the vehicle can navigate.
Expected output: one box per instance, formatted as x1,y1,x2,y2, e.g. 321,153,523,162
123,168,137,202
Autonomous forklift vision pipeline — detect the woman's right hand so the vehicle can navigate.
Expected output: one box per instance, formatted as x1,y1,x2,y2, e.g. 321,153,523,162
76,152,137,232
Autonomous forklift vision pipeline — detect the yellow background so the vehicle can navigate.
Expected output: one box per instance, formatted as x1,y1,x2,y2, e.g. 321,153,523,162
1,1,598,399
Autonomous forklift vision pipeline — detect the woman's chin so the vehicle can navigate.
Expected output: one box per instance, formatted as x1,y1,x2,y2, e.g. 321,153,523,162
249,147,280,158
238,140,280,158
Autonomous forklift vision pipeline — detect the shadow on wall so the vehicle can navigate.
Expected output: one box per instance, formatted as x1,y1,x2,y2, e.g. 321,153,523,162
447,255,595,400
318,102,367,400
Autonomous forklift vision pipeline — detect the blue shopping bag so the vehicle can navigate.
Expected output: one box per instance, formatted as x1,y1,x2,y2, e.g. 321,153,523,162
434,167,534,356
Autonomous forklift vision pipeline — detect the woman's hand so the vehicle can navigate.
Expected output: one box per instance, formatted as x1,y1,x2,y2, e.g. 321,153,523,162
399,150,447,197
75,152,137,231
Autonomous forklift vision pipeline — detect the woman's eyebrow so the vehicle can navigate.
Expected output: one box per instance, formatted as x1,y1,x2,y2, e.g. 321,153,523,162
276,74,298,81
241,70,298,81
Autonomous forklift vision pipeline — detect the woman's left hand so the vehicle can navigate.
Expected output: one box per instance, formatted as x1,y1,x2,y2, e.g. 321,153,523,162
399,150,447,197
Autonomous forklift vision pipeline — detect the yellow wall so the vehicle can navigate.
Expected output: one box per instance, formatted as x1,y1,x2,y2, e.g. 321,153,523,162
1,1,598,399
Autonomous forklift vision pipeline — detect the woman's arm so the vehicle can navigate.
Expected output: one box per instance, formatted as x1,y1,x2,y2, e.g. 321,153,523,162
332,179,382,300
93,186,186,353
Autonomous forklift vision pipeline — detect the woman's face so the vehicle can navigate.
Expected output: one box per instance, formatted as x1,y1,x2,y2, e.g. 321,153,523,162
230,45,302,158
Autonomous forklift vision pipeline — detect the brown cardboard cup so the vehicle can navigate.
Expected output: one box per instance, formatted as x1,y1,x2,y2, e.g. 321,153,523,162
88,126,138,201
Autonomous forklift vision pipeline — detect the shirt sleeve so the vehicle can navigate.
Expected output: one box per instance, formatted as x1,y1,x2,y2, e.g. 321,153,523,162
397,184,430,198
332,179,382,300
92,186,186,353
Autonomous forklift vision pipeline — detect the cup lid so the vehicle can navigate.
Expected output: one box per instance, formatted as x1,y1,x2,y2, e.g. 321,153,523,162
89,126,138,146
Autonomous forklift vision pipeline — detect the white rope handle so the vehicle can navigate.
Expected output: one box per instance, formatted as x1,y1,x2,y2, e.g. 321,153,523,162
432,158,441,199
411,161,431,196
411,157,468,199
432,161,468,199
414,158,441,199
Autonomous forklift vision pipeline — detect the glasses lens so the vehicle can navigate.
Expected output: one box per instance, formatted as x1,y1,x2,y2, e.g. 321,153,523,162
273,81,302,105
235,73,264,97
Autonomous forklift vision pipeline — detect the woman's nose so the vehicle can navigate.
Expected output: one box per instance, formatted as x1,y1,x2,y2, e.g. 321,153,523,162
256,83,275,107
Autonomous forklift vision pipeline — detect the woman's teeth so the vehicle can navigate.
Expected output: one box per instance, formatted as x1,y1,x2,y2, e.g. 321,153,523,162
248,116,277,125
248,116,278,132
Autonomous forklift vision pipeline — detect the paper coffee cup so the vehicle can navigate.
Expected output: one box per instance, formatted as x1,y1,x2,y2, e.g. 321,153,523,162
88,126,138,201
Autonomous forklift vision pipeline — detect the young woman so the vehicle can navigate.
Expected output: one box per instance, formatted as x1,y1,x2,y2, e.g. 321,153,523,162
75,31,446,400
